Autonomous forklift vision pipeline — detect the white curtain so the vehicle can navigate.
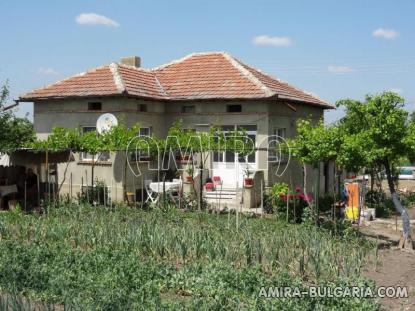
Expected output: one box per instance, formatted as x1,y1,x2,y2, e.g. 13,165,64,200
0,154,10,166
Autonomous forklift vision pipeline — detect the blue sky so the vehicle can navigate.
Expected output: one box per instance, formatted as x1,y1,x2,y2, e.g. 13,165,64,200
1,0,414,122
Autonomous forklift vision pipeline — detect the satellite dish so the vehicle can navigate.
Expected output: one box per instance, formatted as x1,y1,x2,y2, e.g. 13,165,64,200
96,113,118,134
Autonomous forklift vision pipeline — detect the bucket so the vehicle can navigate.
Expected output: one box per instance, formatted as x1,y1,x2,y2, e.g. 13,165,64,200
366,208,376,220
126,192,135,203
345,206,359,221
8,200,18,210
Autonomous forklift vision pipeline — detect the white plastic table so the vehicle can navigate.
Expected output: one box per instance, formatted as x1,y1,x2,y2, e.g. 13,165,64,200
0,184,18,197
149,181,182,202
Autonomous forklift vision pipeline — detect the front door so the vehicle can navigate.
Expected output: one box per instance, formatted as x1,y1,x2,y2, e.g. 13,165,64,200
212,125,257,188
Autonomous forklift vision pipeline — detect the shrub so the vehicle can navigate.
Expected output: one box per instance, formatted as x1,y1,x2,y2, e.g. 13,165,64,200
365,189,395,218
266,183,311,223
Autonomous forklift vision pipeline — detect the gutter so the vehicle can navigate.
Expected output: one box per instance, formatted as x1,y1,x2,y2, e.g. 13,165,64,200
0,99,19,112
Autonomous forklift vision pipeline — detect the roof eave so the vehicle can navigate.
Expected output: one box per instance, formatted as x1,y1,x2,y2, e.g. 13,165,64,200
277,95,334,109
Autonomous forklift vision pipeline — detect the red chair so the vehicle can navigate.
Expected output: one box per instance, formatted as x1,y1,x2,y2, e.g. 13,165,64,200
212,176,222,186
204,182,215,191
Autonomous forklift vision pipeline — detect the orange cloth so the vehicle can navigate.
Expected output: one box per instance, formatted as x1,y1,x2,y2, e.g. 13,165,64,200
346,183,359,208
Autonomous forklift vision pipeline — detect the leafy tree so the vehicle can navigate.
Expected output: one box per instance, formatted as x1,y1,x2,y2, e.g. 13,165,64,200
0,82,35,153
337,92,411,247
31,127,81,151
289,119,342,224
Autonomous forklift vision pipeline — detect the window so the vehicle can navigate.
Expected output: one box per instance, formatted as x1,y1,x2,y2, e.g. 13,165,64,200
181,105,195,113
213,125,257,164
213,125,234,163
227,104,242,113
130,127,152,161
138,104,147,112
88,102,102,111
139,127,151,137
268,128,287,162
237,125,256,164
276,128,286,139
80,127,110,162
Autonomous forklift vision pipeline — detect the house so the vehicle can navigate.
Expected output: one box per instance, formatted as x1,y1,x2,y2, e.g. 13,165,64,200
18,52,334,201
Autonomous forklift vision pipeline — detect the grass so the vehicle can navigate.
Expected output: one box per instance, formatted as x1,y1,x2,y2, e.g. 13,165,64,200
0,204,378,310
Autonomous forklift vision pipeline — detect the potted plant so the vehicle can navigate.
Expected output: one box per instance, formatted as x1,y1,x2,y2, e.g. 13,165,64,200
177,154,192,163
185,166,194,183
244,168,254,188
204,182,215,191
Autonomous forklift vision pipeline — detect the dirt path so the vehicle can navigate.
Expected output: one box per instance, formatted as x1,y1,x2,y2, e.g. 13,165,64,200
361,220,415,310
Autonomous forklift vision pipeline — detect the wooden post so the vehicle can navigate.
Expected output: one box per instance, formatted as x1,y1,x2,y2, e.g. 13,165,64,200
69,172,73,203
24,180,27,212
111,178,114,207
85,170,89,203
260,180,264,218
37,174,40,209
81,176,84,204
315,162,321,226
141,175,144,207
178,175,182,210
46,150,49,202
290,173,294,222
103,184,107,206
133,175,136,206
286,190,289,223
115,181,118,204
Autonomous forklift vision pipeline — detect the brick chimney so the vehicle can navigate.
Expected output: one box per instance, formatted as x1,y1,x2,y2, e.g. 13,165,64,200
120,56,141,67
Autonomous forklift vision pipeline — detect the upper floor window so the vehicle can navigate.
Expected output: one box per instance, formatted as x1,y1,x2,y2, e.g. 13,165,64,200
130,127,152,162
139,127,151,137
88,102,102,111
138,104,148,112
227,104,242,113
181,105,195,113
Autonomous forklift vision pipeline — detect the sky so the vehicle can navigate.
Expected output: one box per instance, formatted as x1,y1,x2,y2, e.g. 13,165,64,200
1,0,414,123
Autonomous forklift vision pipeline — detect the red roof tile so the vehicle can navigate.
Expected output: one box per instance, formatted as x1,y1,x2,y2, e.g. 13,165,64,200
117,65,166,99
153,53,267,99
20,52,331,108
20,66,119,100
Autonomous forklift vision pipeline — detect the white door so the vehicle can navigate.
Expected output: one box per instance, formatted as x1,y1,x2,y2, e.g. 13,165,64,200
212,125,257,188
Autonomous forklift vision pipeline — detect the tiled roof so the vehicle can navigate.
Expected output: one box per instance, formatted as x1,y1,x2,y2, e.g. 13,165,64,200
20,52,331,107
153,53,269,99
21,66,120,99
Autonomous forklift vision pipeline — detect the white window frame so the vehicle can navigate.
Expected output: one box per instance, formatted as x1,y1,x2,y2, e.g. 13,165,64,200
268,128,287,162
80,126,111,162
130,127,152,162
213,125,256,164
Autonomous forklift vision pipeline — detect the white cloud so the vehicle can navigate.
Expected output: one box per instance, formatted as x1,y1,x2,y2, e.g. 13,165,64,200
75,13,119,27
38,67,59,75
327,65,356,73
372,28,399,40
252,35,293,47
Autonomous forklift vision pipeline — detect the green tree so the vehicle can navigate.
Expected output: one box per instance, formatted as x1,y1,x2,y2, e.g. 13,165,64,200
289,119,341,224
0,82,35,153
337,92,411,247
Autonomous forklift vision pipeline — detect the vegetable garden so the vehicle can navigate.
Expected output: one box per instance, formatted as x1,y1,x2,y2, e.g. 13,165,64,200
0,204,378,310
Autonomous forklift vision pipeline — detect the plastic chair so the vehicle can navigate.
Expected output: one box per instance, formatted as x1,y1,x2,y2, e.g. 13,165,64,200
145,180,157,203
